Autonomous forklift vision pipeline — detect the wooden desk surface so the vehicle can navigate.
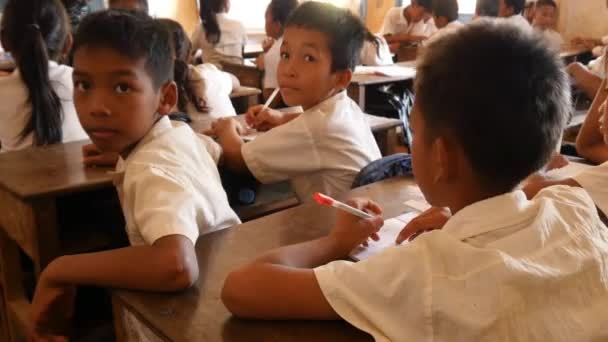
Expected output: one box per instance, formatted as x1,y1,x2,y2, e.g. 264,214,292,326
113,176,422,342
0,140,113,200
559,45,592,59
229,86,262,99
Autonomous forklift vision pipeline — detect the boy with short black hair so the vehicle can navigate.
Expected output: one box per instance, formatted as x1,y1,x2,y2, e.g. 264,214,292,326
426,0,463,44
533,0,563,51
381,0,438,49
498,0,531,29
222,20,608,341
29,10,239,340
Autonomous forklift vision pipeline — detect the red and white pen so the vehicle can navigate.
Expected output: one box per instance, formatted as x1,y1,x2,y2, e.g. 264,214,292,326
313,192,373,219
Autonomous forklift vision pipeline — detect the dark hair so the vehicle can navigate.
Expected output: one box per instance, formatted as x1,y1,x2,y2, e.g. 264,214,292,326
267,0,299,27
73,10,173,89
199,0,228,45
157,18,208,114
433,0,459,22
285,1,365,71
475,0,499,17
504,0,525,14
536,0,557,9
415,20,570,192
61,0,90,31
1,0,68,146
413,0,433,12
108,0,149,12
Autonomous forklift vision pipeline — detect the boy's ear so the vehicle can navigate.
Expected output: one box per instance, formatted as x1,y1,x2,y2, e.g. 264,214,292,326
62,33,74,62
433,136,459,184
333,69,352,92
157,81,178,116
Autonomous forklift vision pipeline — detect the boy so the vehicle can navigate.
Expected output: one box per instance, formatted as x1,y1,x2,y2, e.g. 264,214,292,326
498,0,531,30
29,10,240,340
381,0,437,51
221,21,608,341
425,0,463,45
475,0,499,18
567,34,608,100
109,0,148,12
212,2,381,202
532,0,563,51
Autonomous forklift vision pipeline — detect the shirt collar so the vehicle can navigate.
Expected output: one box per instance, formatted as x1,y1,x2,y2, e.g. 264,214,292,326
306,90,347,114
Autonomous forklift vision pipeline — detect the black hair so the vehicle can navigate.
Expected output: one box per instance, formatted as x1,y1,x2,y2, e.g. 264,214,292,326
415,20,570,193
1,0,69,146
199,0,228,45
157,18,208,114
285,1,366,71
413,0,433,12
61,0,90,31
73,9,173,89
433,0,459,22
535,0,557,9
267,0,299,28
475,0,499,17
108,0,149,12
504,0,525,14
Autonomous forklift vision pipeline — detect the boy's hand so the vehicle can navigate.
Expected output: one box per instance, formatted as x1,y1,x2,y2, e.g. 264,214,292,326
30,271,76,342
212,117,243,137
262,37,275,52
328,198,384,255
82,144,119,167
395,207,451,244
245,105,285,132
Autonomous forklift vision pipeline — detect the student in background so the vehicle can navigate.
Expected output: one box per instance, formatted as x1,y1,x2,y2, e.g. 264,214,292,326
381,0,437,51
475,0,500,18
108,0,148,12
575,76,608,164
256,0,299,102
360,30,393,66
29,10,240,340
425,0,463,45
498,0,531,30
524,0,536,23
0,0,87,152
158,18,237,130
567,35,608,100
532,0,562,51
191,0,247,66
222,21,608,341
211,2,382,202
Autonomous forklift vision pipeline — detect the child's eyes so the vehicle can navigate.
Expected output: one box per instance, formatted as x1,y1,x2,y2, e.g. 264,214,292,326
304,55,316,62
115,83,132,94
280,52,289,60
74,80,90,92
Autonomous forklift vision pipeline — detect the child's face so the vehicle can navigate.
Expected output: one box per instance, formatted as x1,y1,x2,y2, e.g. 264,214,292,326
498,0,513,17
533,5,556,29
264,8,282,39
277,27,350,110
72,46,176,156
406,4,425,22
110,0,145,11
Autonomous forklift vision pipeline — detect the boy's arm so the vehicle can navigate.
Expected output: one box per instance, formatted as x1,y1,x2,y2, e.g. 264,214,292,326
213,118,252,174
222,198,384,319
576,78,608,164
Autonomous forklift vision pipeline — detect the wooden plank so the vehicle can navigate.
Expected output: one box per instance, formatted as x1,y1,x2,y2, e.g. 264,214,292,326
221,62,263,90
0,229,29,341
0,189,38,260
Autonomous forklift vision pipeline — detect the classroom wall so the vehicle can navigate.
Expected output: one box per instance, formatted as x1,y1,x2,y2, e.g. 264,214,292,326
366,0,397,33
152,0,199,36
557,0,608,41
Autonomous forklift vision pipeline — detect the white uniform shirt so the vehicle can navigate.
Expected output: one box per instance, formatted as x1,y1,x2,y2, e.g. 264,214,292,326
191,14,247,66
0,61,87,152
360,35,393,66
503,14,533,32
589,54,606,78
538,28,564,51
574,161,608,215
241,91,382,201
262,37,283,89
380,7,436,37
424,20,464,45
113,116,240,246
315,186,608,342
185,63,237,131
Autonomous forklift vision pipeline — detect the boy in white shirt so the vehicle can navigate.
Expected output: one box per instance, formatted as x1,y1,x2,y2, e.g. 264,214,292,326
29,10,240,340
424,0,464,45
498,0,531,30
212,2,382,202
532,0,563,51
567,34,608,100
381,0,437,51
221,20,608,341
475,0,500,18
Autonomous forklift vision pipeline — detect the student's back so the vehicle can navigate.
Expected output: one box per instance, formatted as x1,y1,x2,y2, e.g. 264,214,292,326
0,0,87,152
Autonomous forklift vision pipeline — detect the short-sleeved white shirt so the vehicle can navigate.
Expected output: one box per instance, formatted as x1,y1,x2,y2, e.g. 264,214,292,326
574,161,608,215
113,116,240,246
380,7,436,37
241,91,382,201
191,14,247,66
538,28,564,51
263,37,283,89
360,35,393,66
315,186,608,341
424,20,464,45
0,61,87,152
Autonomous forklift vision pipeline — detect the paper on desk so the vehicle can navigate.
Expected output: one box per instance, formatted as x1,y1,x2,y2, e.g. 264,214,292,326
350,211,419,261
354,65,416,78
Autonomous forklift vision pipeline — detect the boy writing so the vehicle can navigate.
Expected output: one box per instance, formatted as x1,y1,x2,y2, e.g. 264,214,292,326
29,10,240,340
212,2,381,202
222,20,608,341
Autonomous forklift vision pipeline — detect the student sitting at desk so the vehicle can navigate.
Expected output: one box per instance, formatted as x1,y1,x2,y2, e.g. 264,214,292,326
381,0,437,51
532,0,563,51
498,0,531,30
108,0,148,12
359,29,393,66
29,10,240,341
191,0,247,66
424,0,464,45
0,0,87,153
222,21,608,341
567,34,608,101
159,19,238,130
211,2,382,202
474,0,500,18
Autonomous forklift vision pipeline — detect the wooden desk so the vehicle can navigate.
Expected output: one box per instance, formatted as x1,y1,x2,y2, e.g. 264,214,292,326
112,176,422,342
559,45,592,63
229,86,262,113
221,62,263,90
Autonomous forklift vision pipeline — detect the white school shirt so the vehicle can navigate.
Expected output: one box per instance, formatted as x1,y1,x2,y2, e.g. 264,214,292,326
588,54,606,78
113,116,240,246
537,28,564,52
184,63,237,131
315,186,608,342
241,91,382,201
424,20,464,45
380,7,434,37
262,37,283,89
574,161,608,216
191,14,247,66
0,61,87,152
503,14,532,32
360,35,393,66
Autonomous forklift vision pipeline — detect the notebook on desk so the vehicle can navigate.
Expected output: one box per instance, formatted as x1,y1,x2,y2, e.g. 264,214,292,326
354,65,416,78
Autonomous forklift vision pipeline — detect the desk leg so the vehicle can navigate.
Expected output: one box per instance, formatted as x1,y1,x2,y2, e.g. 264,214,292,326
30,198,59,275
0,229,30,341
